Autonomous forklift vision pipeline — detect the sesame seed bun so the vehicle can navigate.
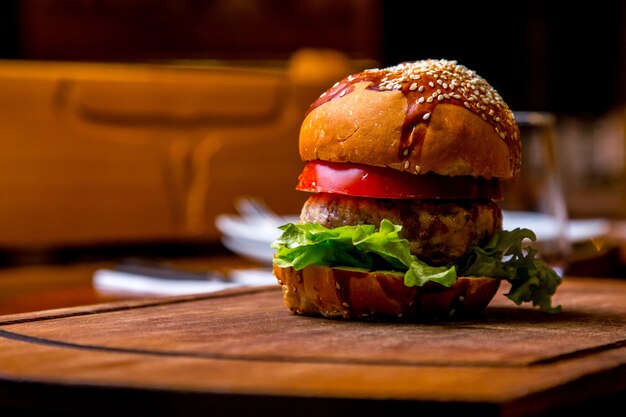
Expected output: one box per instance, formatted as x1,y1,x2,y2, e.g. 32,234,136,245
273,60,518,321
273,264,501,321
299,59,521,179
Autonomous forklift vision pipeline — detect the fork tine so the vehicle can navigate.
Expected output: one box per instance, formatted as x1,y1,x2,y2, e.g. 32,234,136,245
235,196,284,225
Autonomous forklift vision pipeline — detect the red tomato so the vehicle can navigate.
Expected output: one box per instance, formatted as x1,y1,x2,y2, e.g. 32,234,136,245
296,161,502,200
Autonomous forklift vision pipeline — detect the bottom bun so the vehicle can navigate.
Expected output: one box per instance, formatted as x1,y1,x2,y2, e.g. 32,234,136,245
273,264,500,321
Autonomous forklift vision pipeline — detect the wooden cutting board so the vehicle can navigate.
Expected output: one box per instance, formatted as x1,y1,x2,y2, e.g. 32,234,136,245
1,276,625,417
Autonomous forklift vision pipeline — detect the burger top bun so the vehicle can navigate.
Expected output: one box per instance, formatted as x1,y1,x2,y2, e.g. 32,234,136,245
299,59,521,180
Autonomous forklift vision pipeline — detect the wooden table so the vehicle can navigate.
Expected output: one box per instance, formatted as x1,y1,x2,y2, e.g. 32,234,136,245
0,276,625,417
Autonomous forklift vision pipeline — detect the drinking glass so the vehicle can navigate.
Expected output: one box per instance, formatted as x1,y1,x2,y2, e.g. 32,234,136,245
500,111,570,276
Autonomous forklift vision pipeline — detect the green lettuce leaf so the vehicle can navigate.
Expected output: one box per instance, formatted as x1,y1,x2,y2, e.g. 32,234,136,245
457,228,562,313
272,221,562,313
272,219,457,288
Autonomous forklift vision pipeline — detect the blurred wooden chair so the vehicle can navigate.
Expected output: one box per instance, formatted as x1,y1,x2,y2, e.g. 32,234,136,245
0,49,368,250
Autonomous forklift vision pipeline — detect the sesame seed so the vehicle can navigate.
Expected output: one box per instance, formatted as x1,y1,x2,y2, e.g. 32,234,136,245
339,90,346,97
414,165,421,173
423,112,431,120
403,160,409,169
362,59,512,144
403,148,409,156
342,302,350,308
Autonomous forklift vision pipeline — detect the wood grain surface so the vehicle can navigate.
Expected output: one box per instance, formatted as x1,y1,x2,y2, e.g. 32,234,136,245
0,277,625,417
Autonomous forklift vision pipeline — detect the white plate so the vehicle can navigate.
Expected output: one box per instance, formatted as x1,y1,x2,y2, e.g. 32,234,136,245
502,211,609,243
93,267,276,296
215,213,298,243
221,235,276,265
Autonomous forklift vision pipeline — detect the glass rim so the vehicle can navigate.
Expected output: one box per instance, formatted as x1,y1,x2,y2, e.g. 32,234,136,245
513,111,556,126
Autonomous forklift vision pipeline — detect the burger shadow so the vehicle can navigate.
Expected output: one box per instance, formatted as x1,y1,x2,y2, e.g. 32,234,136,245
326,307,594,327
341,306,596,327
455,306,598,327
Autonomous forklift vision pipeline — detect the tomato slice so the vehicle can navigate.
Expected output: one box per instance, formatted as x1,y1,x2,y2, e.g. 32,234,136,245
296,161,502,200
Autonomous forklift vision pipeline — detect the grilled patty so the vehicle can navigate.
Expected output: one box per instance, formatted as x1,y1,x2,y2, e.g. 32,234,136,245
300,193,502,265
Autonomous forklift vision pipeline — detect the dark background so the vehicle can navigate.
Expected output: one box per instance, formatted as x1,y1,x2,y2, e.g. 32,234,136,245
0,0,624,116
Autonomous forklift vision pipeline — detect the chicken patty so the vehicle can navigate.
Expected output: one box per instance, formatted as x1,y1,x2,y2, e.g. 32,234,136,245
300,193,502,265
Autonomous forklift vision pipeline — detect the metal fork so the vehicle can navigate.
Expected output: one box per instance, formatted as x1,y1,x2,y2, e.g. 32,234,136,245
234,196,286,227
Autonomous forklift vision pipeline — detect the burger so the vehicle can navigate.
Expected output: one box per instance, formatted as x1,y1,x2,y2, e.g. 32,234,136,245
271,59,561,320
